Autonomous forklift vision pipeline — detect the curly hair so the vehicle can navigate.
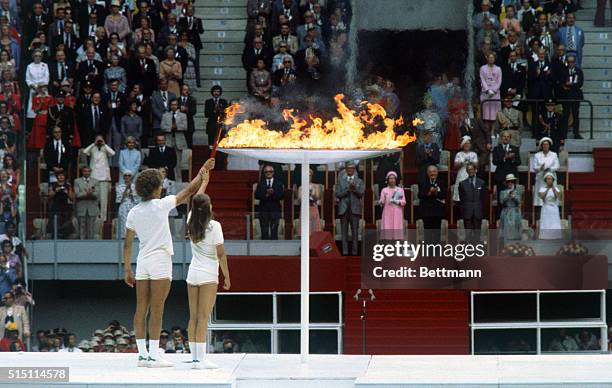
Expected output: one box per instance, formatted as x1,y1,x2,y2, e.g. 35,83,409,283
135,168,162,200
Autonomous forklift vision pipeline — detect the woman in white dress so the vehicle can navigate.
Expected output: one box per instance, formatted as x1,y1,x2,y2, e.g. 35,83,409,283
453,136,478,202
532,137,559,206
25,50,49,119
186,193,231,369
538,172,562,240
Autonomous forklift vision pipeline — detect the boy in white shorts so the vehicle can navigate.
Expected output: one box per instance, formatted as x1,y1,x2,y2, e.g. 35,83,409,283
123,158,214,368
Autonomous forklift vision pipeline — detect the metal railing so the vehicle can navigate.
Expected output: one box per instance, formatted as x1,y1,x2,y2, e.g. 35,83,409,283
481,98,595,139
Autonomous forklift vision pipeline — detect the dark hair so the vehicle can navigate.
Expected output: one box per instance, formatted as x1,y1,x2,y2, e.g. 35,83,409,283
188,194,212,244
135,168,162,200
211,85,222,94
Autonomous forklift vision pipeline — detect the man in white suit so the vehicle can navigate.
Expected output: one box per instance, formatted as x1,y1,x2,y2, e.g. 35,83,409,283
0,292,29,340
161,99,188,182
74,167,100,239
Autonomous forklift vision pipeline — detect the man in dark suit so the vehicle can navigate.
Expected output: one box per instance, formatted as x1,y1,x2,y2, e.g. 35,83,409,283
52,19,78,62
552,44,568,99
538,99,563,151
47,91,76,144
492,130,521,193
418,165,447,241
26,3,49,41
501,50,526,99
130,83,152,146
78,0,106,39
43,126,72,182
151,79,176,134
255,165,285,240
145,134,178,180
415,130,441,178
78,92,109,146
157,13,180,49
76,48,104,92
49,50,75,94
204,85,228,147
242,37,273,90
128,45,158,97
527,48,553,136
271,0,300,34
80,12,103,43
102,79,128,151
559,53,584,139
48,6,67,40
498,31,520,65
178,5,203,87
459,163,486,242
335,162,364,255
133,0,162,31
165,34,190,75
178,84,197,148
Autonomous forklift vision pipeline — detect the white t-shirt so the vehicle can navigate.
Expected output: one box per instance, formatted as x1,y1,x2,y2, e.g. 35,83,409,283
189,218,224,271
126,195,176,261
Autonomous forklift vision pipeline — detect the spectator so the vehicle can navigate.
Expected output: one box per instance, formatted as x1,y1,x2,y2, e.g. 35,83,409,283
145,134,177,181
0,240,19,279
204,86,228,148
120,104,143,150
104,55,127,93
79,91,109,147
129,84,152,146
539,172,562,239
128,45,158,97
11,284,33,309
273,55,298,94
273,23,298,54
473,1,500,30
27,84,53,151
104,0,130,43
178,5,203,87
495,96,523,146
178,85,197,149
533,137,560,206
83,135,115,222
160,167,178,218
0,222,22,256
242,37,272,92
272,41,293,70
47,90,77,146
115,170,138,239
255,164,284,240
500,50,526,100
499,173,522,240
459,163,486,242
379,171,406,240
296,35,322,85
575,329,599,350
336,162,364,254
74,167,100,240
59,333,82,352
476,18,500,50
418,165,447,240
178,32,197,90
556,13,584,67
500,4,522,36
159,46,183,97
461,111,492,173
118,136,141,177
480,52,502,132
453,137,479,202
104,79,128,153
415,95,443,149
0,290,28,340
43,127,72,183
445,87,468,151
297,169,322,235
549,328,579,351
0,322,25,352
250,58,272,101
527,48,553,135
492,131,521,194
559,53,583,139
538,99,563,151
415,130,441,178
161,99,187,181
151,79,175,134
595,0,612,26
76,47,104,92
47,171,75,239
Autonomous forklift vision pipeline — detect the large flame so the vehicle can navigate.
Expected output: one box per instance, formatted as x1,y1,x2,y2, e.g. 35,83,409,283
218,94,421,150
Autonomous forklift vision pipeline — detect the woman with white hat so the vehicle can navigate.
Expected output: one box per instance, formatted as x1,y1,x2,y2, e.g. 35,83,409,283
532,137,559,206
499,173,522,240
538,172,562,239
453,136,478,202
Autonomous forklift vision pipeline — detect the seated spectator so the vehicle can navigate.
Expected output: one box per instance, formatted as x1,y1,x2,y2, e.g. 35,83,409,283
249,58,272,101
499,173,522,240
83,135,115,222
115,170,138,239
379,171,406,240
0,322,25,352
255,164,284,240
336,162,363,254
297,169,322,235
0,240,20,279
74,167,100,240
548,328,579,351
118,136,141,176
47,170,75,239
161,99,187,181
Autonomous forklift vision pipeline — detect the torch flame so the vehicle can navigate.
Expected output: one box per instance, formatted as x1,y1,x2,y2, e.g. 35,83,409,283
219,94,421,150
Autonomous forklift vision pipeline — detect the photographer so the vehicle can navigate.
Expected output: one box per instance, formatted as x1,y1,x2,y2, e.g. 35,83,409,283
46,171,76,239
83,135,115,223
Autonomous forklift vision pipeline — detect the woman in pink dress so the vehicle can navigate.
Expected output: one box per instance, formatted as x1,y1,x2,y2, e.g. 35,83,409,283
379,171,406,240
479,52,502,132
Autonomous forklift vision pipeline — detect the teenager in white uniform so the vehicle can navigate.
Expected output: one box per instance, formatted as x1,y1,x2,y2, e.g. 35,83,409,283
186,193,230,369
123,158,214,368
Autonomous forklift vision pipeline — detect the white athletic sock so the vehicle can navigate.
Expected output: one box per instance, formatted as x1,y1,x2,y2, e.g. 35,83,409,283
191,342,198,361
149,339,160,359
136,339,148,358
196,342,207,361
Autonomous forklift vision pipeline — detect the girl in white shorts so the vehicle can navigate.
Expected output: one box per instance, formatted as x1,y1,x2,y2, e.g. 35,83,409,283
123,158,214,368
186,193,230,369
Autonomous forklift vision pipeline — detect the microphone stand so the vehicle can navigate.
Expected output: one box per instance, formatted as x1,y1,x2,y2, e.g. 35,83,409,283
353,288,376,354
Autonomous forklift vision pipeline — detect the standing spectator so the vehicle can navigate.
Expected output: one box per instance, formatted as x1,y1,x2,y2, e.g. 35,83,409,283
76,48,104,92
336,162,364,255
80,92,109,146
527,48,553,135
501,50,526,99
492,131,521,193
145,134,178,181
128,45,158,97
559,54,584,139
473,0,500,30
74,167,100,240
255,165,284,240
83,135,115,222
0,222,22,256
418,165,447,240
115,171,138,239
47,91,77,146
178,32,197,90
495,96,523,145
0,322,25,352
556,13,584,67
539,99,563,151
533,137,560,206
11,284,33,309
459,163,486,242
479,52,502,132
379,171,406,240
103,79,128,153
159,47,183,97
178,85,197,149
43,127,72,183
415,131,441,178
538,172,562,240
0,240,20,279
297,168,322,235
27,84,53,151
104,56,127,93
104,0,130,43
160,167,178,218
151,79,176,134
178,6,203,87
47,171,75,239
161,99,187,181
204,86,228,148
595,0,612,26
453,137,478,202
120,103,143,148
499,173,522,240
118,137,142,179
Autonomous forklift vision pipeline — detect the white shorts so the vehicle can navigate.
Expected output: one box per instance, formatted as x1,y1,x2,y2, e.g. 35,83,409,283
186,261,218,286
135,254,173,281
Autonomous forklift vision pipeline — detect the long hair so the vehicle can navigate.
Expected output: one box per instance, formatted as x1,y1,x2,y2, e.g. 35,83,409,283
188,193,212,244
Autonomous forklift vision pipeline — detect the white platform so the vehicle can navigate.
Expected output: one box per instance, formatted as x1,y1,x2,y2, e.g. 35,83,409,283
3,353,612,387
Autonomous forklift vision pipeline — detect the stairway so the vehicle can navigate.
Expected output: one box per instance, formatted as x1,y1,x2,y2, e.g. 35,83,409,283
568,148,612,229
192,0,248,146
576,0,612,139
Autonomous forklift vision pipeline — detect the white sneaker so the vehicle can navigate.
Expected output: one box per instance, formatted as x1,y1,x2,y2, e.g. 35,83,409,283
137,356,149,367
193,358,218,369
147,356,174,368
